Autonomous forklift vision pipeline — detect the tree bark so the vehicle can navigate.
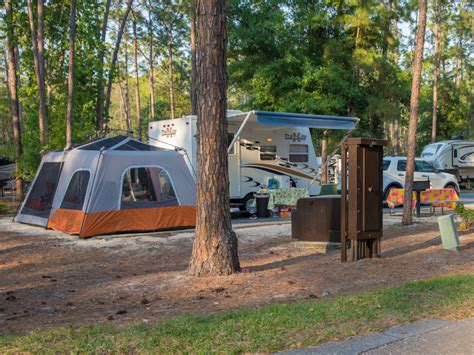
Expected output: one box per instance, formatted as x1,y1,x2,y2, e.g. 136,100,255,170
431,0,440,143
5,0,24,200
190,1,198,115
402,0,427,225
104,0,133,131
124,45,131,136
132,18,142,140
168,30,175,120
189,0,240,276
147,8,156,121
320,131,328,184
26,0,47,146
96,0,112,132
65,0,77,150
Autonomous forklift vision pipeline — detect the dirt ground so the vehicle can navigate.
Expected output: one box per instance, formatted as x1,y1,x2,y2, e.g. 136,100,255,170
1,216,473,335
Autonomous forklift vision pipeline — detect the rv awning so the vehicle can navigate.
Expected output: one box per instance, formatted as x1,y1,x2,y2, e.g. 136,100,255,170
227,110,359,130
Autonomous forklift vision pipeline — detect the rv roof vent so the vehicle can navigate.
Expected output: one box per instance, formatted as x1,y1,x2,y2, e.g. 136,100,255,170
451,135,463,140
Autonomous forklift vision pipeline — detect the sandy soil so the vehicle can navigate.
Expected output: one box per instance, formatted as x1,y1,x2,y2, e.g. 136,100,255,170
0,216,473,334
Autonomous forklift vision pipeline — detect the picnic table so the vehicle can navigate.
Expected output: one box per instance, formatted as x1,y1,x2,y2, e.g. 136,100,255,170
386,188,459,215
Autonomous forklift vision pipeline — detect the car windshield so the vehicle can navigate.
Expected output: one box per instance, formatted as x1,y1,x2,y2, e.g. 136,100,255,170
415,160,435,173
396,159,435,173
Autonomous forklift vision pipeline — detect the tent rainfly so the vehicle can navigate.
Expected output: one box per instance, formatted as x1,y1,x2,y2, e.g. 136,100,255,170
15,136,196,238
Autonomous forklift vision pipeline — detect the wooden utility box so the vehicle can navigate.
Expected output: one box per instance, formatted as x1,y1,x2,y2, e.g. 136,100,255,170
341,138,386,261
291,196,341,243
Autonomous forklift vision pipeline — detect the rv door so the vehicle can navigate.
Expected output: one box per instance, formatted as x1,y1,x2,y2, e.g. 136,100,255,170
227,133,241,198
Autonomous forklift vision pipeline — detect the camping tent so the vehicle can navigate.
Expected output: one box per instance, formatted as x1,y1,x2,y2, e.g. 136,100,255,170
16,136,196,238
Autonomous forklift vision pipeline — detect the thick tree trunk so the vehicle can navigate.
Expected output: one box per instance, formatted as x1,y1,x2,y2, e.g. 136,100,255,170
189,0,240,276
168,32,175,120
431,0,440,143
104,0,133,131
96,0,112,132
190,2,198,115
65,0,77,150
5,0,24,200
26,0,47,146
402,0,427,225
132,19,142,140
320,131,328,184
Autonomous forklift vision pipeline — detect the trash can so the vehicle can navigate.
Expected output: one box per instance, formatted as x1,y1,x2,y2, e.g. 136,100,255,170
255,194,271,218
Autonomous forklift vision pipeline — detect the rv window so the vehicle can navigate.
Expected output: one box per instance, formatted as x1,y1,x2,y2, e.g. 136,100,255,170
121,167,178,209
60,170,90,210
260,146,277,161
453,149,458,158
227,133,235,154
289,144,309,163
20,162,62,218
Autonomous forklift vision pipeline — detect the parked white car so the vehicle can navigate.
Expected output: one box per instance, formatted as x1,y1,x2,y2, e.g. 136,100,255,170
383,156,459,200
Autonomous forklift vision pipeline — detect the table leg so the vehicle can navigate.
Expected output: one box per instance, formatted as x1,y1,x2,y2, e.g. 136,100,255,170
416,191,421,218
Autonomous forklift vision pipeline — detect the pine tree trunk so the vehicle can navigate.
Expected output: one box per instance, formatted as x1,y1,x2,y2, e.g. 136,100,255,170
431,0,440,143
5,0,24,200
402,0,427,226
104,0,133,130
132,18,142,140
189,0,240,276
393,117,399,155
320,131,328,184
26,0,47,146
96,0,112,132
190,2,198,115
148,10,156,121
168,32,175,120
124,45,131,136
65,0,77,150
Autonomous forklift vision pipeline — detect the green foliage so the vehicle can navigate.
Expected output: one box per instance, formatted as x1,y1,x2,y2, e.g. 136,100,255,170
455,203,474,230
0,0,472,179
1,273,473,353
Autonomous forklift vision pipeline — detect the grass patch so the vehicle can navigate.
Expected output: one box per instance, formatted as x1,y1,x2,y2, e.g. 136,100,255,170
0,203,14,215
1,274,473,353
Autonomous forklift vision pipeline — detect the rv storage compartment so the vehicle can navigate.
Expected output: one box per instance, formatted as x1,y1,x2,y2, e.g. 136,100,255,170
255,194,271,218
291,196,341,242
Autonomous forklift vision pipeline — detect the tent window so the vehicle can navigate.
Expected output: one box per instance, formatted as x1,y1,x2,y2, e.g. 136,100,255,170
289,144,309,162
60,171,90,210
121,167,178,209
260,146,276,161
21,162,62,218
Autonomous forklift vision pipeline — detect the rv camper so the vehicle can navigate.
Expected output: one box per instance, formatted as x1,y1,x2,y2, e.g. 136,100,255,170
149,110,358,211
421,139,474,185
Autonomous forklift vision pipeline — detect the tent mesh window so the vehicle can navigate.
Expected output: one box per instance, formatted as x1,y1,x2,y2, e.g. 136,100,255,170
121,167,178,209
21,162,62,218
60,170,90,210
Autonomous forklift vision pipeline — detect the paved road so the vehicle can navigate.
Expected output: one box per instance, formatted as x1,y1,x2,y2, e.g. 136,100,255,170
281,317,474,355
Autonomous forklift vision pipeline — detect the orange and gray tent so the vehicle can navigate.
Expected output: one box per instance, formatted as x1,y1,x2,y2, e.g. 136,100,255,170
16,136,196,238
